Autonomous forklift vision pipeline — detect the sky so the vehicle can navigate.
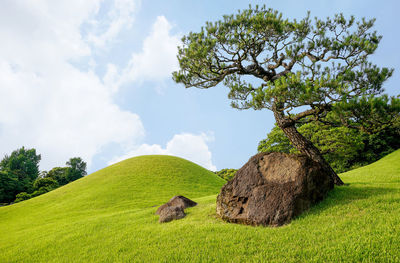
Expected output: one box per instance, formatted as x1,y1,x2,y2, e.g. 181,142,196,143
0,0,399,173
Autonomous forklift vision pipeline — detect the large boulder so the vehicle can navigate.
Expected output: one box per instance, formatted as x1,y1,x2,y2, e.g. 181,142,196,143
216,152,333,226
156,195,197,223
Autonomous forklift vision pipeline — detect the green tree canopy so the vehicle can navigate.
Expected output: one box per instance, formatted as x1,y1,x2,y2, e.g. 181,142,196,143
173,5,394,185
66,157,87,182
0,171,18,203
45,167,69,186
0,147,41,182
0,147,41,202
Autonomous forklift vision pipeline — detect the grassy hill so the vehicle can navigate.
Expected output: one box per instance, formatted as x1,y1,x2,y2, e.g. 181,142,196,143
1,152,400,262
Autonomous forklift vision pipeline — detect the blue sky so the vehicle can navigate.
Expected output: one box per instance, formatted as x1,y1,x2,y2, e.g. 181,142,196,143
0,0,398,173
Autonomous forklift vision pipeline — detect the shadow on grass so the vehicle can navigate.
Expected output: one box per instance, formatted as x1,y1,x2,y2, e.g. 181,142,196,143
304,184,397,216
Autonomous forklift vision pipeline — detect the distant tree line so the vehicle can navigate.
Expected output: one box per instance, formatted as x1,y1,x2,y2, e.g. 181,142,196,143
258,107,400,173
0,147,86,204
215,97,399,179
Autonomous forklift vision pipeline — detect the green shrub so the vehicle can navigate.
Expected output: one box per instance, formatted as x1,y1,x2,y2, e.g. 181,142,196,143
30,187,51,198
215,169,237,181
14,192,31,203
33,177,59,191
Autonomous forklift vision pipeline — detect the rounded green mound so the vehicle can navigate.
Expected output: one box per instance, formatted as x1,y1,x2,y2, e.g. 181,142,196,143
20,155,223,210
0,155,225,229
80,154,225,209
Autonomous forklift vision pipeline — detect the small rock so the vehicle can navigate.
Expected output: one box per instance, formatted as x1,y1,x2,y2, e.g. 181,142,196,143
156,195,197,223
158,205,186,223
156,195,197,215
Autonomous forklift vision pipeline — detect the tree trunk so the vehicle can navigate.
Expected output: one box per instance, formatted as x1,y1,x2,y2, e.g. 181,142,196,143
273,108,345,186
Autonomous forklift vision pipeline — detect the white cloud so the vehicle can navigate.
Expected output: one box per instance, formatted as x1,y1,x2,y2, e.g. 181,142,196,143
0,0,144,170
87,0,140,47
103,63,120,93
118,15,181,85
0,0,96,69
108,133,217,171
101,15,180,94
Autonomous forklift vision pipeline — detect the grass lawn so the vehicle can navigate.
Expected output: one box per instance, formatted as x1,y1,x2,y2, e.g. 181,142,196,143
1,152,399,262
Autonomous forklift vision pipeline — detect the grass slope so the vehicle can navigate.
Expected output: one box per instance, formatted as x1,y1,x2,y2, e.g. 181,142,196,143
1,152,400,262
